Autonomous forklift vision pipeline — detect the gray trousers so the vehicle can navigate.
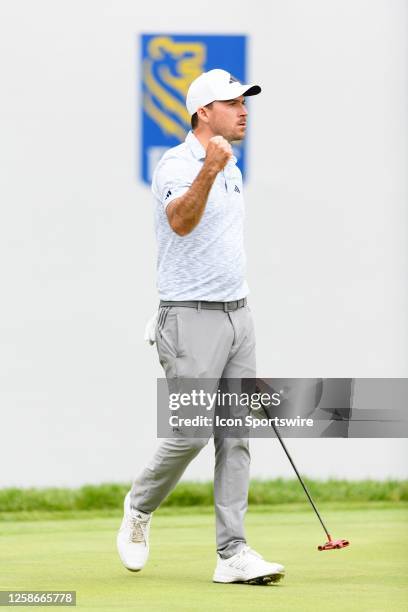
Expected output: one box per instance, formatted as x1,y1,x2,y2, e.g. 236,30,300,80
130,304,256,558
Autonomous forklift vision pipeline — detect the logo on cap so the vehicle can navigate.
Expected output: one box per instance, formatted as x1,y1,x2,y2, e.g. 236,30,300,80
229,74,241,85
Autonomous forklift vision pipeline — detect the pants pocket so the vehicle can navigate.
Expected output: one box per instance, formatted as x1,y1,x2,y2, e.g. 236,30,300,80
156,308,186,376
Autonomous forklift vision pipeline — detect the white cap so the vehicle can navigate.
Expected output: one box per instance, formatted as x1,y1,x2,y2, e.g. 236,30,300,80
186,68,261,116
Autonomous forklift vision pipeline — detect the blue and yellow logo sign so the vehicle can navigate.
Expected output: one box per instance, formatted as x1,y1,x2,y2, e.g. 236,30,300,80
141,34,248,184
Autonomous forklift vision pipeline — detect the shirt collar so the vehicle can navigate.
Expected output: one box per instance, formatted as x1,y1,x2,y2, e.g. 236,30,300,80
185,131,206,160
185,131,237,165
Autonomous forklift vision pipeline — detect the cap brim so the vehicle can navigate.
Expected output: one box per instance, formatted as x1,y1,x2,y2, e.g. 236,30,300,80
215,83,261,102
242,84,261,96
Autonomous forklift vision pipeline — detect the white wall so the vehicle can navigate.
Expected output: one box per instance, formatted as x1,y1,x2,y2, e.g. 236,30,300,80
0,0,407,487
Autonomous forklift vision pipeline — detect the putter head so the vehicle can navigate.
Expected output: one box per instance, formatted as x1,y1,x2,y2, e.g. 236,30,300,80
318,538,349,551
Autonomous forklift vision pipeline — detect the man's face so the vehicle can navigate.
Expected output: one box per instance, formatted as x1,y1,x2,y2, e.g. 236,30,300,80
205,95,248,141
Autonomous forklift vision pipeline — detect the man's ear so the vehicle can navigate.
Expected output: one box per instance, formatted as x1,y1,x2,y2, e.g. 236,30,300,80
197,106,210,124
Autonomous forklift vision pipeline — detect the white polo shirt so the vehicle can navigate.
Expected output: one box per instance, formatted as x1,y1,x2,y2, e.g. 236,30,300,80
152,131,249,302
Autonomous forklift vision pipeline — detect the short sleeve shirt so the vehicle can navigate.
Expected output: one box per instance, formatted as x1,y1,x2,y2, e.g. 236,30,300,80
151,131,249,301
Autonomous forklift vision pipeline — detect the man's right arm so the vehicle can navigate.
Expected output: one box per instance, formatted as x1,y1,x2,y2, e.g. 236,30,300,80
166,136,232,237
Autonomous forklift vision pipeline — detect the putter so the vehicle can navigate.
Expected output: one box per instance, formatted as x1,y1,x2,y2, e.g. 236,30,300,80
257,387,350,551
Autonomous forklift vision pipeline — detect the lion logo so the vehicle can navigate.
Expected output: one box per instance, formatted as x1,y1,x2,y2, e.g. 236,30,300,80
143,36,206,142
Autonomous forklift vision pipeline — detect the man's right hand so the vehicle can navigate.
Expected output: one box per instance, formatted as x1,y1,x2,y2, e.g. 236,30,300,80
166,136,232,236
204,136,233,173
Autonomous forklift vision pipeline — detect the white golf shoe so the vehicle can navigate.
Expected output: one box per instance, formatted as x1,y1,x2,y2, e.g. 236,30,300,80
213,546,285,585
117,492,152,572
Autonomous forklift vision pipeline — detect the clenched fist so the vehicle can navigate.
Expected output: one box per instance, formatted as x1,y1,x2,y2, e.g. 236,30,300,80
204,136,233,173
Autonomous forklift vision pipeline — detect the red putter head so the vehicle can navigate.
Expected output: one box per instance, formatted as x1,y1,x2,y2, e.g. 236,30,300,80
318,536,350,551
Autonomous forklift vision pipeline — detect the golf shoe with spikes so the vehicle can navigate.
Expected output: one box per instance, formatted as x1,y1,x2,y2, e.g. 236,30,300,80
213,546,285,585
117,492,152,571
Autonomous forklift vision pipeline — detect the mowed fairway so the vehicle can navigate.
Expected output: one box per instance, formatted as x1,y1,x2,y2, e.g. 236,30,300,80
0,505,407,612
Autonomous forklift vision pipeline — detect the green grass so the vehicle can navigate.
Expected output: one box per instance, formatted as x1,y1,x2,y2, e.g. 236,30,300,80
0,504,407,611
1,479,407,516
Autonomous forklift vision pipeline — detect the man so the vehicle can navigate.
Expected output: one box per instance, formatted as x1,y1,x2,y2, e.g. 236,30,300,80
117,69,285,585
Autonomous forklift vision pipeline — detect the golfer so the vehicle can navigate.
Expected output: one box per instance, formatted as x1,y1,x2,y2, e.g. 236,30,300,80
117,69,285,585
